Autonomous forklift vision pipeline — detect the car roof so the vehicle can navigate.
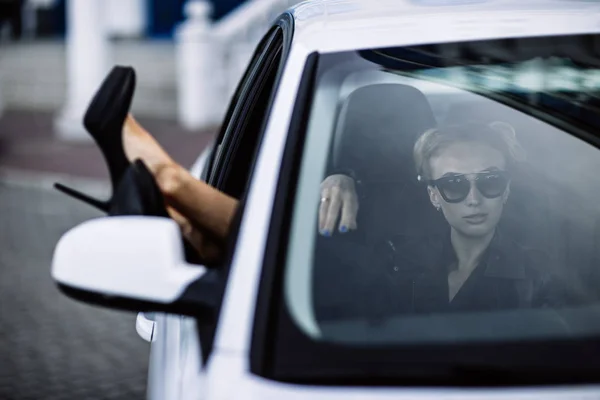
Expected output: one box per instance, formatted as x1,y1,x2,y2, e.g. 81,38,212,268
287,0,600,52
289,0,600,22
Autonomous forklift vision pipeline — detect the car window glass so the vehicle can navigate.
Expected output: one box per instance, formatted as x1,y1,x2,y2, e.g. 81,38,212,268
217,42,283,199
283,34,600,347
207,28,284,187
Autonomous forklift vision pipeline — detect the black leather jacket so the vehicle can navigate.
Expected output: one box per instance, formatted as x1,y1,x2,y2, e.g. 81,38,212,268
361,230,564,318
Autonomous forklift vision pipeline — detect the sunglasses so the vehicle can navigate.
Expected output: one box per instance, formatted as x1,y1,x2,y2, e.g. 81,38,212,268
426,171,510,204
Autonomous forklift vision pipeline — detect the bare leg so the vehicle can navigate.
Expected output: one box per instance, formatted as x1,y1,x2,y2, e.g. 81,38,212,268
122,114,175,176
123,114,238,260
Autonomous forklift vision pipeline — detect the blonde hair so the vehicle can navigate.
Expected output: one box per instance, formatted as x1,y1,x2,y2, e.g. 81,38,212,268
413,121,526,181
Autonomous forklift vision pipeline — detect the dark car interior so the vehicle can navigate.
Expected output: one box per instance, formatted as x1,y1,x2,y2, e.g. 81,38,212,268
312,73,600,324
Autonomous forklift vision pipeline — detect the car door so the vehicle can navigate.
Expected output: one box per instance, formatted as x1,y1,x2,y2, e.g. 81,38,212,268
146,14,293,400
134,144,215,344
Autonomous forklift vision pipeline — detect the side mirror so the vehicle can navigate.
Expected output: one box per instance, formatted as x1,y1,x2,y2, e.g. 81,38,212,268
52,216,217,316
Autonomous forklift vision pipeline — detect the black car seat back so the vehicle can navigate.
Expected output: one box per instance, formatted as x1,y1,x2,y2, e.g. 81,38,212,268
330,83,441,243
313,83,440,322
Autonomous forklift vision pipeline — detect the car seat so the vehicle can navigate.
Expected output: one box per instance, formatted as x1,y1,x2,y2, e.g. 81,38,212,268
313,83,440,322
330,83,441,243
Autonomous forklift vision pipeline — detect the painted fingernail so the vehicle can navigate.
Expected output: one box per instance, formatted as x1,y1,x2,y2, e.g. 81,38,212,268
322,229,331,237
339,225,348,233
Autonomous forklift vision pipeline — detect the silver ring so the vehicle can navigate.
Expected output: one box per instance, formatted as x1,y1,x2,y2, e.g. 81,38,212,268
321,197,329,203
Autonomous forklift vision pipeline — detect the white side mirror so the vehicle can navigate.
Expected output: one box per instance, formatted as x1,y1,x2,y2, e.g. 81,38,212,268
52,217,211,315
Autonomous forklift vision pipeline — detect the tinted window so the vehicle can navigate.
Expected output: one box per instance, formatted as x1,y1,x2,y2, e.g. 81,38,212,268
279,34,600,370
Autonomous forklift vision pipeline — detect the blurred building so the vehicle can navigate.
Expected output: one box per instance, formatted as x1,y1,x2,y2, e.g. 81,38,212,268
0,0,301,137
4,0,248,39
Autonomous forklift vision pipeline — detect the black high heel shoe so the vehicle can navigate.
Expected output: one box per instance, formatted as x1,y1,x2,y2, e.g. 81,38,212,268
109,159,169,218
54,65,136,212
54,67,204,264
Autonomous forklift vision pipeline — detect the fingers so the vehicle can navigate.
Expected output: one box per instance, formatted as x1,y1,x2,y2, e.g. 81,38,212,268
318,186,330,232
322,186,342,236
319,175,359,236
339,192,359,232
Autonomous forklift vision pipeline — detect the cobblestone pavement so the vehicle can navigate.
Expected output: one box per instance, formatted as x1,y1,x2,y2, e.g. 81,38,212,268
0,180,150,399
0,110,216,399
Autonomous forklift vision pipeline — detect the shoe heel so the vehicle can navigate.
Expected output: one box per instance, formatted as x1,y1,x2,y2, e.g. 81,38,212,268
54,182,109,212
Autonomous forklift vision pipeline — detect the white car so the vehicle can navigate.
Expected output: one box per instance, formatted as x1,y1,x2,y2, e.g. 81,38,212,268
52,0,600,399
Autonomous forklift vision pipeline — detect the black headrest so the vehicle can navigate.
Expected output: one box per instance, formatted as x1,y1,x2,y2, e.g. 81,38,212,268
333,84,437,183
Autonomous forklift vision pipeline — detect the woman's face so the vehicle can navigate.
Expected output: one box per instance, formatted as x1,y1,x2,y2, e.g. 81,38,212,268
427,141,510,238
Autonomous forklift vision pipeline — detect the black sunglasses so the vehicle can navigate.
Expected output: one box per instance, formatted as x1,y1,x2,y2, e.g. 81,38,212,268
426,171,510,204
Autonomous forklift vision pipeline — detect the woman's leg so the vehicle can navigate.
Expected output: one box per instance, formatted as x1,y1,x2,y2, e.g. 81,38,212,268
122,114,239,259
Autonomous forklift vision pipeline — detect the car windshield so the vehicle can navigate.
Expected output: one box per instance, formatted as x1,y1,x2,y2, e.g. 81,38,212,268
272,33,600,383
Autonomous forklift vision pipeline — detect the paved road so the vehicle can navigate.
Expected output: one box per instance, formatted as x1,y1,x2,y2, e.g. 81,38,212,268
0,182,150,400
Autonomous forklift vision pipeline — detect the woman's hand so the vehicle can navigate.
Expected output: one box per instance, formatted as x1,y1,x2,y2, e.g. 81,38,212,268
319,174,359,236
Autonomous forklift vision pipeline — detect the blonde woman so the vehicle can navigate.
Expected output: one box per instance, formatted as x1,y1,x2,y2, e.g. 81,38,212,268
360,122,564,314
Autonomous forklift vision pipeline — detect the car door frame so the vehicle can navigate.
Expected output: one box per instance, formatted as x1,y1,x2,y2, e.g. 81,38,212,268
146,13,294,400
206,18,293,193
196,12,294,362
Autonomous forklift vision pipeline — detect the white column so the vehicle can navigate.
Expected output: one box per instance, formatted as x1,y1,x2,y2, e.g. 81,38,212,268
106,0,146,38
228,39,252,99
175,0,220,131
54,0,111,141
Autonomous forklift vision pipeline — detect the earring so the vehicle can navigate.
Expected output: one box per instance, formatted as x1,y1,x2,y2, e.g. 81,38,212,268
436,205,441,212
